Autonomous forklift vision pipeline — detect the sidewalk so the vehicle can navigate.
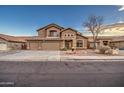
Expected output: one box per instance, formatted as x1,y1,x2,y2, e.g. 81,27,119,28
60,55,124,62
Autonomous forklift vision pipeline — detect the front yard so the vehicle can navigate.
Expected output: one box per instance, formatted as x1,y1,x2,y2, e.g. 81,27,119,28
0,50,124,61
61,49,124,56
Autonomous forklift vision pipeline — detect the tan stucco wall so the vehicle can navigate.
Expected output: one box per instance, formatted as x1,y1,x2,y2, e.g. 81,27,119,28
0,38,24,50
8,42,25,50
38,26,61,38
29,25,90,50
76,35,87,49
0,38,8,50
61,29,76,40
61,29,77,49
46,27,61,37
111,41,124,49
38,29,46,38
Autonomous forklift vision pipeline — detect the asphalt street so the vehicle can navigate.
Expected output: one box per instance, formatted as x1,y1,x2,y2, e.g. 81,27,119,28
0,61,124,87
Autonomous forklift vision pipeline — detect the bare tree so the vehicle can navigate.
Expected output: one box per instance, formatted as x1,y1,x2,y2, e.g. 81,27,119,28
84,15,104,49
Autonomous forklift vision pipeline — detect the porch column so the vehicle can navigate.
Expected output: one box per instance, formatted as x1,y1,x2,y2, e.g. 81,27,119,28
61,40,65,49
38,41,42,50
27,42,30,50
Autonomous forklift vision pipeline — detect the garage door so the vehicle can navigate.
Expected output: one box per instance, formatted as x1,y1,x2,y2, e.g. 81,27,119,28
42,41,60,50
0,42,7,50
29,42,39,50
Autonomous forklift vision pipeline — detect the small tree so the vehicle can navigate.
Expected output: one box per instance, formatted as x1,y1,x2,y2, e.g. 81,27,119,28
84,15,104,49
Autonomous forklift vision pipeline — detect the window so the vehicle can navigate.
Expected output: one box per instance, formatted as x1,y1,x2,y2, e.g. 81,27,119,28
0,42,6,44
49,30,58,37
77,40,83,47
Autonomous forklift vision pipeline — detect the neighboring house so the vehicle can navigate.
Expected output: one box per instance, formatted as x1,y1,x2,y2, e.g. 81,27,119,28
0,34,31,50
88,36,124,49
88,36,113,49
87,23,124,49
111,36,124,49
26,24,88,50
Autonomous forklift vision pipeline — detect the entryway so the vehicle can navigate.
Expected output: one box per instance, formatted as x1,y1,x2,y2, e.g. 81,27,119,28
65,40,72,49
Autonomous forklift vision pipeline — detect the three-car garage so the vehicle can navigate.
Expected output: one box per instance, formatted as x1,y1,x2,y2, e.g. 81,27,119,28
28,40,62,50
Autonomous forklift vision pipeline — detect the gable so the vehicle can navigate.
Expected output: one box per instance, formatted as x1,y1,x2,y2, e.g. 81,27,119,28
38,26,62,37
61,28,77,34
46,26,62,32
37,23,64,31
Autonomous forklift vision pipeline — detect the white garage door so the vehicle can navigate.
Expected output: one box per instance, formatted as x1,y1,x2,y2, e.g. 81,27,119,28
0,42,7,50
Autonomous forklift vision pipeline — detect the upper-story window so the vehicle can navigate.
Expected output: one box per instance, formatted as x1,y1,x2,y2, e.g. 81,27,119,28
49,30,59,37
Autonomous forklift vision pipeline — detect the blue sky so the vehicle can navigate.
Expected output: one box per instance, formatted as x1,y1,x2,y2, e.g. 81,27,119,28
0,5,124,36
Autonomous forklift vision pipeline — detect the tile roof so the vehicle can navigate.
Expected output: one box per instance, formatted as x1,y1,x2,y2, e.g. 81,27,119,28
61,28,88,39
112,36,124,42
26,36,63,40
0,34,32,42
87,35,124,42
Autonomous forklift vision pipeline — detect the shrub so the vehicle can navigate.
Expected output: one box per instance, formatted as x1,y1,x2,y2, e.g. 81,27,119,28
60,47,67,51
98,45,111,54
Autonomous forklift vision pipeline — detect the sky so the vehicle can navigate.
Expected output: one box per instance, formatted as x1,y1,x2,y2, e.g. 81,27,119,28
0,5,124,36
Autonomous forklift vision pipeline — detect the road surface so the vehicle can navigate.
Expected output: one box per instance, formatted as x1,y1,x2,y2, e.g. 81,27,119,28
0,61,124,87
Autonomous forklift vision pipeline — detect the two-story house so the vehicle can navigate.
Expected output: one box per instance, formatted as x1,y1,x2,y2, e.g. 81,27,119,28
26,23,88,50
1,23,124,51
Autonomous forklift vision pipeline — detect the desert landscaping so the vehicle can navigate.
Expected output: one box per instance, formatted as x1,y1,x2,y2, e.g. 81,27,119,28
0,49,124,62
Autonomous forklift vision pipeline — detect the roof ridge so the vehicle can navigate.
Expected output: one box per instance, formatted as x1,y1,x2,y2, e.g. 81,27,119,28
37,23,64,31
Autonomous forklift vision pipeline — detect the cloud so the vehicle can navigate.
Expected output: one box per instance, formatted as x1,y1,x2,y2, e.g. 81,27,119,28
117,20,124,23
118,5,124,11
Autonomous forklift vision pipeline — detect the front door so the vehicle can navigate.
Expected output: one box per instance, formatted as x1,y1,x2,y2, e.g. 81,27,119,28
65,41,69,49
65,40,72,49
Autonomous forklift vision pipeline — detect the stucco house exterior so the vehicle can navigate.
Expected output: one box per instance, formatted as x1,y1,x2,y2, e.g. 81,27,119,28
0,23,88,50
87,23,124,49
26,24,88,50
1,23,124,51
88,36,124,49
0,34,32,50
